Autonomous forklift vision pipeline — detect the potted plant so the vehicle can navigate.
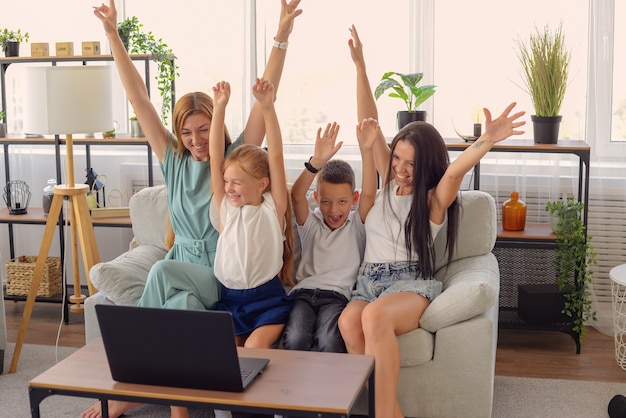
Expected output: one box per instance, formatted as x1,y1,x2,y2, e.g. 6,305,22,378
0,110,6,137
545,196,597,341
516,23,571,144
0,28,29,57
374,71,436,130
117,17,178,126
129,116,145,137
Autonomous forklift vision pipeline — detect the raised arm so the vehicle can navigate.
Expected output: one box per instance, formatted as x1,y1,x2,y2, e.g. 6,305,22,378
93,0,168,163
292,123,343,226
431,102,526,223
349,25,390,179
243,0,303,146
209,81,231,227
252,79,288,230
355,118,379,223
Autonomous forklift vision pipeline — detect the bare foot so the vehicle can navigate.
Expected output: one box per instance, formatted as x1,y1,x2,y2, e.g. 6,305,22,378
81,400,141,418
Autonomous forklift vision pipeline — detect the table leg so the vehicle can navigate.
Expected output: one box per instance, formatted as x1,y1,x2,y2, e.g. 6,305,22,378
101,398,109,418
367,364,375,418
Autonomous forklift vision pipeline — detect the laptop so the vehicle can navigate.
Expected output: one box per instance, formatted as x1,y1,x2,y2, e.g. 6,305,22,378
95,304,269,392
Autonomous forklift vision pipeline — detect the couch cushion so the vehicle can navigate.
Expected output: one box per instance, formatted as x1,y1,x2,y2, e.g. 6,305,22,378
129,184,169,249
420,253,499,332
397,328,434,367
433,190,496,271
90,245,167,306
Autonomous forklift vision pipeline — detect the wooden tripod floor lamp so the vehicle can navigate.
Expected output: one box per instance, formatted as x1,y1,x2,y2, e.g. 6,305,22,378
9,65,113,373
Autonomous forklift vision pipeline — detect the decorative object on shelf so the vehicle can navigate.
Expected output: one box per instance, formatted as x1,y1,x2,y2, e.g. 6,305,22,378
9,65,113,374
30,42,49,57
81,41,101,56
3,180,31,214
102,120,119,139
374,71,436,131
85,167,106,209
42,179,56,216
452,107,484,142
516,22,571,144
5,256,62,297
117,16,178,125
545,196,597,341
130,116,145,137
0,28,29,57
0,109,6,138
502,191,527,231
55,42,74,57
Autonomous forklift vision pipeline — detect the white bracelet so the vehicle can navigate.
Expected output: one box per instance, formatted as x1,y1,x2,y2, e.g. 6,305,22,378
273,38,289,50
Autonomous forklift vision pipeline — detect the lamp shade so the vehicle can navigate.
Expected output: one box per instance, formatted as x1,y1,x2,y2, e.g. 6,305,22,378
23,66,112,135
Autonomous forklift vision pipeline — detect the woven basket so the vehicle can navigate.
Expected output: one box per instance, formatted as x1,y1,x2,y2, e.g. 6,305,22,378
5,256,62,297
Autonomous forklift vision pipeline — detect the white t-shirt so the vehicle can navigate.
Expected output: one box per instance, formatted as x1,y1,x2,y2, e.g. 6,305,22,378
364,181,443,263
215,192,284,289
291,208,366,299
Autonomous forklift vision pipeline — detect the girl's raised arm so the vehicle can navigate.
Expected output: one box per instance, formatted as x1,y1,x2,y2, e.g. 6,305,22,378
251,79,288,230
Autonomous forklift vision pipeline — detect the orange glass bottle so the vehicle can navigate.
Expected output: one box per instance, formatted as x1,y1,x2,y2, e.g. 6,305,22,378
502,191,527,231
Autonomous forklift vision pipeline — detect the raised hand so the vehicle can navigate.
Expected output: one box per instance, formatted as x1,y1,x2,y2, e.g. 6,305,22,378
251,78,275,108
483,102,526,143
348,25,365,68
212,81,231,109
92,0,118,37
277,0,303,40
311,122,342,168
356,118,379,151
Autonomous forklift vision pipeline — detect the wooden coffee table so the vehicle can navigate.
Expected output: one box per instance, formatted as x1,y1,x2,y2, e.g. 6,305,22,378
28,338,374,417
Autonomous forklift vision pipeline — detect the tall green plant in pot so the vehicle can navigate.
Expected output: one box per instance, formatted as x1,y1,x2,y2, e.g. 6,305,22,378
374,72,436,131
117,17,178,126
545,196,597,343
516,23,571,144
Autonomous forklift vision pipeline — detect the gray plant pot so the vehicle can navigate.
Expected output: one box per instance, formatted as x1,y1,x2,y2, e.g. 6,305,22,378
0,123,6,138
130,119,145,137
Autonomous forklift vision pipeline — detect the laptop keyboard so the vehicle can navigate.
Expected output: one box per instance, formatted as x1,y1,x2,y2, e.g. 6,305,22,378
240,368,253,381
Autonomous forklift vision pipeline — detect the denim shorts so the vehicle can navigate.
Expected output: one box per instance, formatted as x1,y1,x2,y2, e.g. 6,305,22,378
350,261,443,302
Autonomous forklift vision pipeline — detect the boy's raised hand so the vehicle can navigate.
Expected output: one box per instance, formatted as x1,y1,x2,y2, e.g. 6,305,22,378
212,81,231,109
356,118,379,151
310,122,342,169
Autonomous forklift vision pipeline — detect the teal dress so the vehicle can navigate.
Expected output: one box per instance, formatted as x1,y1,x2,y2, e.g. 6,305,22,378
137,133,244,310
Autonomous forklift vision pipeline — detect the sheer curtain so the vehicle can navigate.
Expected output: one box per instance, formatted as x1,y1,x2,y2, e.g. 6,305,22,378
586,0,626,336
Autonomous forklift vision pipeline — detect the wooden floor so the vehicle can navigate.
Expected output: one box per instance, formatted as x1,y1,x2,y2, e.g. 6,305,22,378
4,300,626,383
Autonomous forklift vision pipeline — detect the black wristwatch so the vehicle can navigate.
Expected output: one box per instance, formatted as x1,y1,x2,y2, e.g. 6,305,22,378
304,157,320,174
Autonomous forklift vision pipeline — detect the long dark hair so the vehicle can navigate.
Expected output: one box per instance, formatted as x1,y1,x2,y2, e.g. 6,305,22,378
383,121,460,278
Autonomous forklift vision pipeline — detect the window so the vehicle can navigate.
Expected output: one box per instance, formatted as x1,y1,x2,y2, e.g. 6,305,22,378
256,0,412,145
612,0,626,141
432,0,588,142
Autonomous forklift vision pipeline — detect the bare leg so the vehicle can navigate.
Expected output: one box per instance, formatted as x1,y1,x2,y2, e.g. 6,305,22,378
338,300,368,354
244,324,285,348
361,292,430,418
81,400,141,418
171,405,190,418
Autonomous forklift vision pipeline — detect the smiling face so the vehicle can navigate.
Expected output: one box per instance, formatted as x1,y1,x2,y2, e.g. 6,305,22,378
223,163,268,208
180,113,211,161
314,182,359,231
391,139,416,195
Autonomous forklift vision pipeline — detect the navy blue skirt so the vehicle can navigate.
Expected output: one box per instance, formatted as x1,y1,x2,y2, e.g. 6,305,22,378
216,276,294,336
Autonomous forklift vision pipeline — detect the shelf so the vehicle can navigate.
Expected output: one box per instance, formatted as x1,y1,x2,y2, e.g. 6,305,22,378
497,223,555,241
0,207,130,226
0,135,149,145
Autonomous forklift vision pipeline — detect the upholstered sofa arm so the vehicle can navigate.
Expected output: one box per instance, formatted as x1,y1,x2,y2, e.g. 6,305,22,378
420,252,499,333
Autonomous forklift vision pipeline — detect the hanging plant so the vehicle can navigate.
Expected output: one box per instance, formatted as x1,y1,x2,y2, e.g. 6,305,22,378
118,16,179,126
545,196,597,340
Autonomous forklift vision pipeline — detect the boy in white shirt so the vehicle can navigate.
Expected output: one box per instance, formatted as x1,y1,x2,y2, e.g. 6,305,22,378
282,121,377,352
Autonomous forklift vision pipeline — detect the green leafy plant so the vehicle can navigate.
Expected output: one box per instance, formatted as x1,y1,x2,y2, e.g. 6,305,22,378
0,28,29,48
117,17,178,126
374,72,436,112
545,196,597,340
516,23,571,117
0,110,5,121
